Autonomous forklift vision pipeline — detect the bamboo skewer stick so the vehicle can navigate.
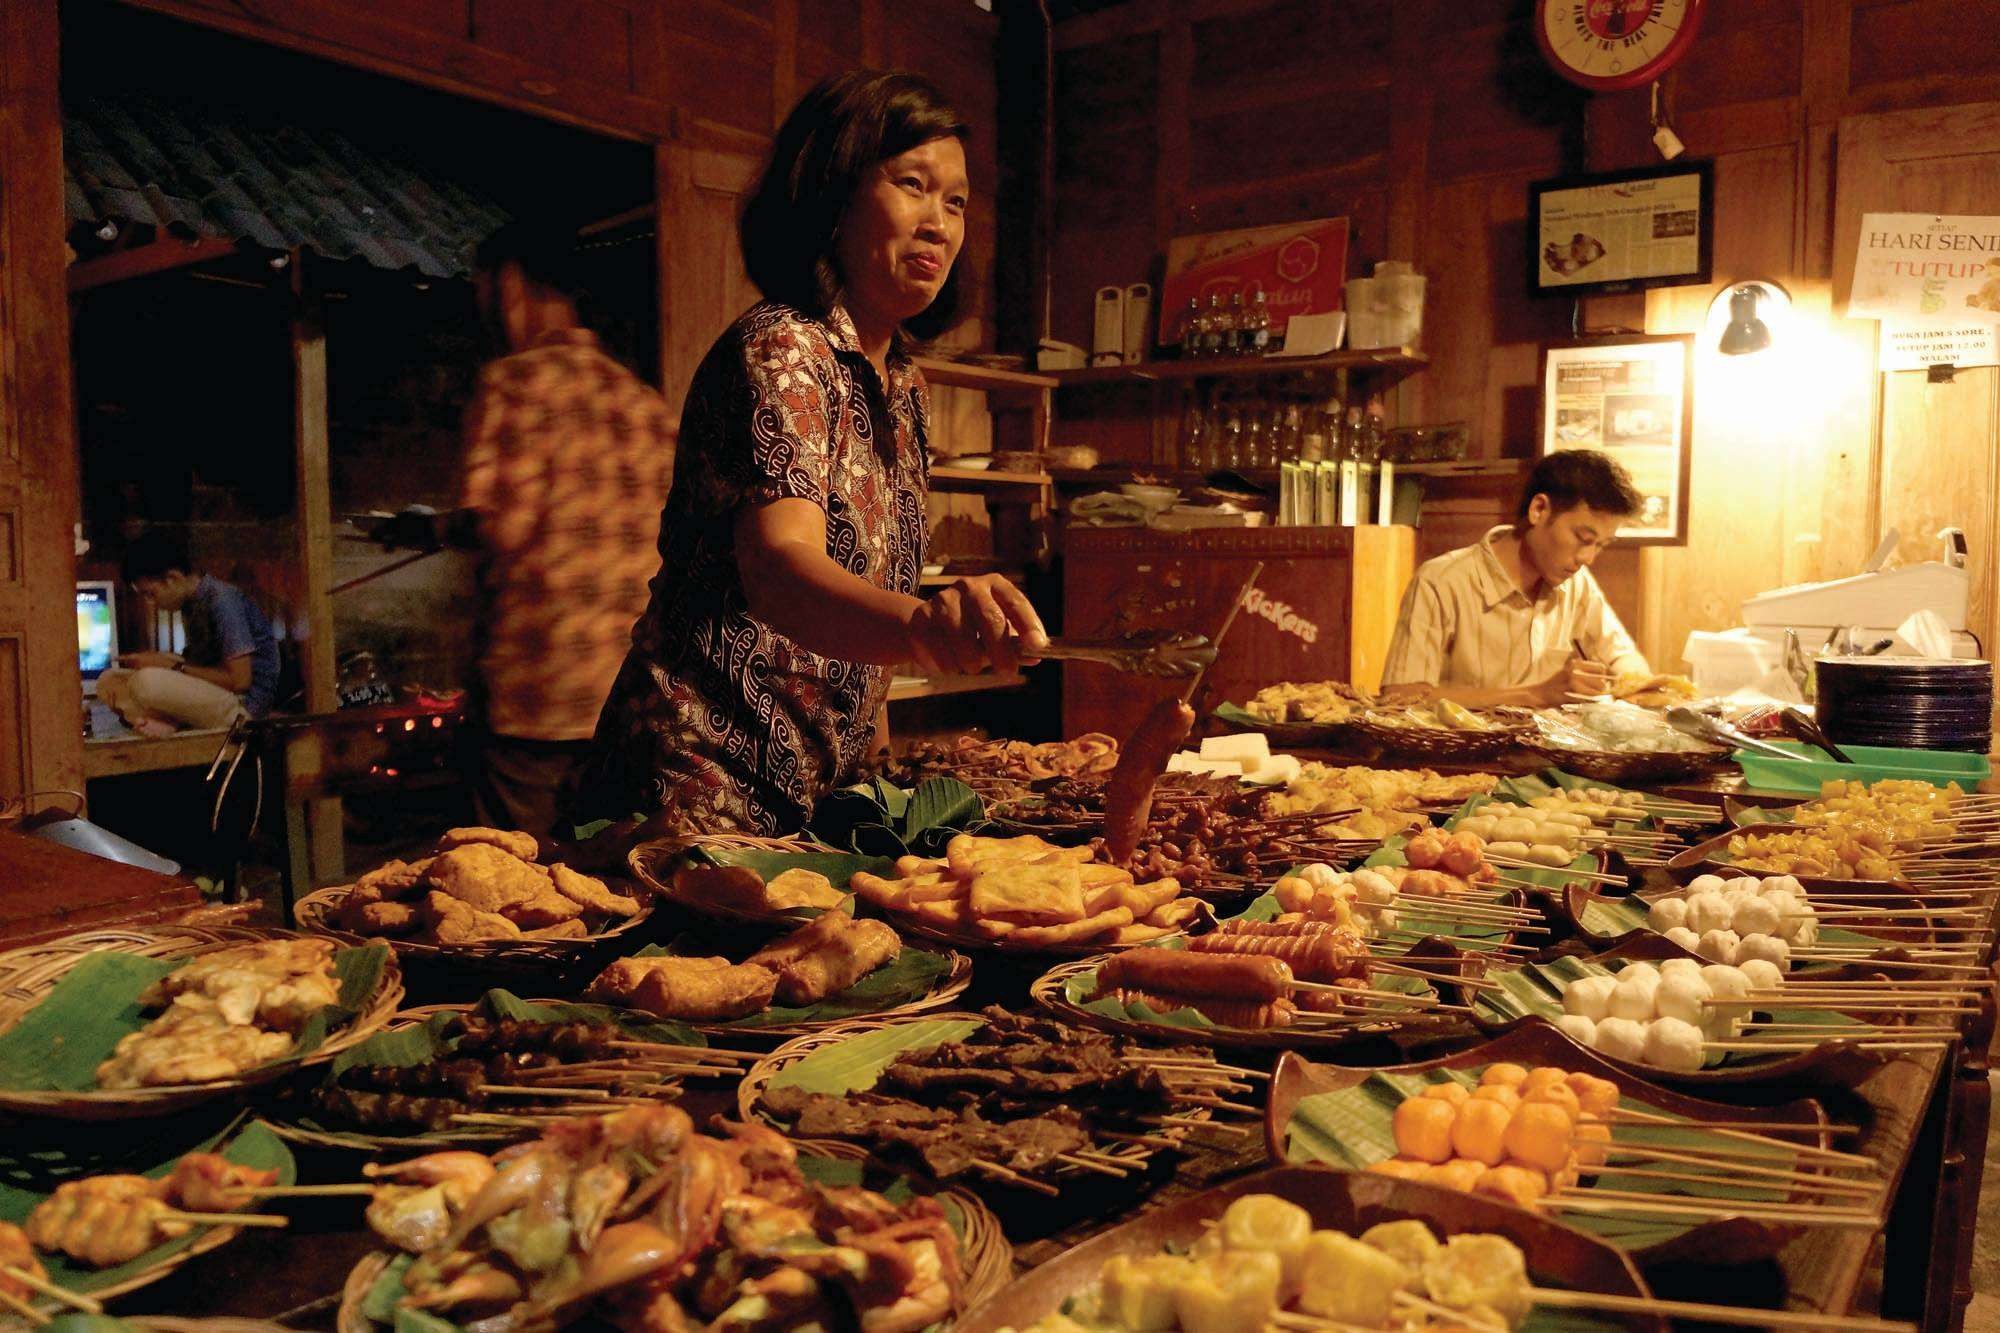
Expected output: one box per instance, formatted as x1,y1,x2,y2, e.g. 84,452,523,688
0,1268,100,1315
229,1183,376,1198
158,1210,289,1228
0,1289,49,1326
1053,1152,1129,1177
1486,859,1628,884
967,1159,1059,1196
1585,1163,1880,1197
1522,1286,1915,1331
1541,1192,1880,1225
1704,1039,1949,1053
1591,1110,1879,1166
1586,1109,1862,1138
1578,1143,1881,1190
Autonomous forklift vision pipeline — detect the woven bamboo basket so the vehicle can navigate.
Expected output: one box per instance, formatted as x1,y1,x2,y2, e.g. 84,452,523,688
335,1140,1011,1330
689,946,975,1041
1528,743,1733,786
737,1013,1211,1187
294,880,654,972
1349,710,1539,763
0,926,402,1121
628,832,858,929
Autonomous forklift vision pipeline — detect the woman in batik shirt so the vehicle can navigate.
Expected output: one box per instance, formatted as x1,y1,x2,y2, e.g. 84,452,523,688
579,71,1046,835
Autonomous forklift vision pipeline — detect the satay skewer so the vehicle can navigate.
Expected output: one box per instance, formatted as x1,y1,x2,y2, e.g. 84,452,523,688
0,1289,48,1326
0,1268,100,1314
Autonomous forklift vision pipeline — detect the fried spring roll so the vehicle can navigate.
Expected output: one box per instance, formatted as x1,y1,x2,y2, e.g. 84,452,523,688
746,910,855,974
775,919,902,1005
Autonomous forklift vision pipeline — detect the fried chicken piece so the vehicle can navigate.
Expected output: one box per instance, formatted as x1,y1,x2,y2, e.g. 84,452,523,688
0,1221,44,1302
550,863,641,917
95,1002,296,1088
26,1175,188,1268
163,1152,279,1212
357,857,432,900
425,844,549,915
143,938,337,1006
349,900,423,936
436,826,541,862
423,889,522,944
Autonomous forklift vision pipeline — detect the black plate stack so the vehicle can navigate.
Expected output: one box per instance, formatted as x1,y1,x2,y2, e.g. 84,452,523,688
1815,655,1994,754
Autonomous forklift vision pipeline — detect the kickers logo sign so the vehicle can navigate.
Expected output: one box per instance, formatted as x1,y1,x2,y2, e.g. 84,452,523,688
1240,588,1318,645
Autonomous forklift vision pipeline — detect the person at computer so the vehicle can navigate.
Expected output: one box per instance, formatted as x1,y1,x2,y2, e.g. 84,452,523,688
97,529,281,733
1380,450,1651,707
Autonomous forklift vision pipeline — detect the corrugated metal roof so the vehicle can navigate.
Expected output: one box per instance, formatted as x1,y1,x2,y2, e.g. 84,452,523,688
64,93,511,279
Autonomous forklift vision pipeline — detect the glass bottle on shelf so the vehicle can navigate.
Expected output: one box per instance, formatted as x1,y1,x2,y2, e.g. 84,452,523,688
1241,406,1267,470
1199,295,1227,357
1276,402,1303,461
1177,388,1207,470
1217,406,1244,470
1244,287,1272,355
1177,297,1203,359
1224,291,1248,356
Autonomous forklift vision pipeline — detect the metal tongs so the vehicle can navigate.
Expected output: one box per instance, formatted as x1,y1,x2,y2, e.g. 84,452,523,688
1665,705,1813,763
1030,630,1219,678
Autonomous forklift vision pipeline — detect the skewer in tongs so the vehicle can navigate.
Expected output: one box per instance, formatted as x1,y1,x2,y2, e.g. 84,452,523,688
1028,629,1219,678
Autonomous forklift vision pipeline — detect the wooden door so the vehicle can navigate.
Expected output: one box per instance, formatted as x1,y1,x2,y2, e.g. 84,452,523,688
657,129,765,443
0,1,84,812
1834,101,2000,655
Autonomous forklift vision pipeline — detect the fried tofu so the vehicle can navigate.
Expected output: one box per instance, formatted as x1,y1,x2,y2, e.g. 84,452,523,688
436,827,540,862
967,857,1084,924
425,844,547,915
550,863,641,917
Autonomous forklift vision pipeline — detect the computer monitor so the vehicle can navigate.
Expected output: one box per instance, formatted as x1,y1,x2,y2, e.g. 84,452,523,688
77,580,118,695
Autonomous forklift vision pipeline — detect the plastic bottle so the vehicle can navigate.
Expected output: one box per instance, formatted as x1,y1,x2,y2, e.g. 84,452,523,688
1199,295,1227,357
1178,297,1203,358
1244,287,1272,355
1224,291,1248,356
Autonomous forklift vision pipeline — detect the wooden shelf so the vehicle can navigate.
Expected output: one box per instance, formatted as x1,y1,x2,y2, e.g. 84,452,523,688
1050,347,1429,388
84,727,231,779
887,672,1028,702
1049,458,1525,490
929,465,1052,492
912,356,1057,393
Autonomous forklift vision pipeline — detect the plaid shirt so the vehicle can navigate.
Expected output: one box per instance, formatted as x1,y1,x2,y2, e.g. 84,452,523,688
458,328,675,740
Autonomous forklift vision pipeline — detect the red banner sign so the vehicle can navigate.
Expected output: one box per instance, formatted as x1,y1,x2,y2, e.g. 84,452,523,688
1157,217,1352,346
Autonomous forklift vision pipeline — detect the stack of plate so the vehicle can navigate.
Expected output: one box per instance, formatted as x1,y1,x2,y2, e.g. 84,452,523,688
1815,655,1994,754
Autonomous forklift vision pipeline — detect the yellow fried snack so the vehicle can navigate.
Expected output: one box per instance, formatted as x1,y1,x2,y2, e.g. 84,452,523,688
549,863,642,917
945,832,1091,880
437,826,540,862
424,844,549,915
502,878,586,929
356,858,431,900
968,857,1085,924
350,901,422,935
763,867,843,910
672,864,773,913
1003,906,1133,947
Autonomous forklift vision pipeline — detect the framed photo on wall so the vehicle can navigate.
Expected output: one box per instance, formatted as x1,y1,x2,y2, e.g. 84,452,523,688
1537,333,1694,547
1529,161,1714,298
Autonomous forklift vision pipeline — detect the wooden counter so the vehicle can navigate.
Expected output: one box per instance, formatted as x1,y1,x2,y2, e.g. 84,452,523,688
0,827,203,946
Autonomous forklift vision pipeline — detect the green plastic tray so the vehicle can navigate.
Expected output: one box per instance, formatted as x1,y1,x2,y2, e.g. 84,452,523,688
1733,740,1989,794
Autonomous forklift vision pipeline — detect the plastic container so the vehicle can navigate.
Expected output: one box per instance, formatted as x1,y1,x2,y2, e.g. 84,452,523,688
1732,740,1990,794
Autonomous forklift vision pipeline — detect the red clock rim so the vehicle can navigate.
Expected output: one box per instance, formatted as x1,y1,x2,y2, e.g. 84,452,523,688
1534,0,1708,93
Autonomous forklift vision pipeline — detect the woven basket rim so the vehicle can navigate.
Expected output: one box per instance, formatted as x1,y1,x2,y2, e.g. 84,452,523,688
0,925,402,1118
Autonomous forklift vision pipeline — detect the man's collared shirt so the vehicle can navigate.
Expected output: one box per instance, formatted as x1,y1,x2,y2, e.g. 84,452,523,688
1382,525,1646,690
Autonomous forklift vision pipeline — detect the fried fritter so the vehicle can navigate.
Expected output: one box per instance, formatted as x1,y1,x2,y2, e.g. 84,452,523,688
424,889,522,944
550,863,641,918
437,826,540,862
349,900,423,935
426,844,549,915
519,919,590,940
503,873,586,929
357,857,433,900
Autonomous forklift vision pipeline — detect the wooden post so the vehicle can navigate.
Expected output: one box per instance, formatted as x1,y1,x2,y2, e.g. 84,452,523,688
290,255,343,884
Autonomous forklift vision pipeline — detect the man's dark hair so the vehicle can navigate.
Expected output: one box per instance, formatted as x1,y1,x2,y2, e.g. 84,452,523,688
739,70,972,342
1516,450,1644,525
122,529,191,583
474,215,587,299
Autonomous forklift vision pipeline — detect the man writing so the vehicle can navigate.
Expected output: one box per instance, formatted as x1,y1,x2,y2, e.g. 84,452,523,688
376,217,675,836
1382,450,1650,707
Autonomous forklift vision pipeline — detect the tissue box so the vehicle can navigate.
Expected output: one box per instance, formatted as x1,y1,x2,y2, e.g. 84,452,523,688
1682,629,1782,695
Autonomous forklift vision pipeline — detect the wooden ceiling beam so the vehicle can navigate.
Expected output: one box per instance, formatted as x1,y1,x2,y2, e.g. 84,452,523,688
66,233,238,293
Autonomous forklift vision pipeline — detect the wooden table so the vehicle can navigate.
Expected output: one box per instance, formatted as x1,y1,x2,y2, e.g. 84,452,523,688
82,727,230,779
0,826,202,946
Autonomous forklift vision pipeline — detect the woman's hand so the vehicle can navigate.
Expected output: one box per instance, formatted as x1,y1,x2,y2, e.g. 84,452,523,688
902,575,1048,677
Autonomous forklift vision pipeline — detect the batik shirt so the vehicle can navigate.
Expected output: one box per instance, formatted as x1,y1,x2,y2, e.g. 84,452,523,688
582,302,929,834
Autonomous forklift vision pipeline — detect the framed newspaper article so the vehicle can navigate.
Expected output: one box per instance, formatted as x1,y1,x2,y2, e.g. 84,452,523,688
1530,161,1713,298
1537,334,1693,546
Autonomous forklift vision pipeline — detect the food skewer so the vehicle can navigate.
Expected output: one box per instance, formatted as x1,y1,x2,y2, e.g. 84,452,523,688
0,1289,47,1327
0,1267,101,1314
1514,1287,1914,1331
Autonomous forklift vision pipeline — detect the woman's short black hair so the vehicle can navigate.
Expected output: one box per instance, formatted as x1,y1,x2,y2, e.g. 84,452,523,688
1516,450,1645,525
739,70,971,342
475,214,587,300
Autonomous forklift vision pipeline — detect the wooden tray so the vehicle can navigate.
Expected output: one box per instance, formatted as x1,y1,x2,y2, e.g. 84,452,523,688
1264,1023,1860,1266
0,926,402,1121
954,1164,1666,1332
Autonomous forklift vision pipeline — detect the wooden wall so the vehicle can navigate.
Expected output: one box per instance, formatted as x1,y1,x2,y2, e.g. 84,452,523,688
1047,0,2000,673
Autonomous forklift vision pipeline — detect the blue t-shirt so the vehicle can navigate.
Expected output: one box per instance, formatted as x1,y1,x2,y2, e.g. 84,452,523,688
183,575,281,717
